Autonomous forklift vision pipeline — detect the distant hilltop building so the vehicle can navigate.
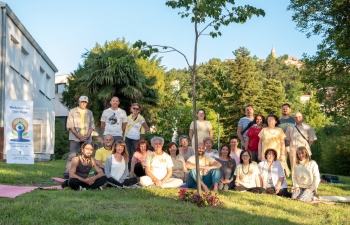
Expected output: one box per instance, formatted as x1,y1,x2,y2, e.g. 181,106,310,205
225,47,303,68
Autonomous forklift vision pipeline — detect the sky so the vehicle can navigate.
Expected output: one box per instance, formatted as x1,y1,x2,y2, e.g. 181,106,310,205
4,0,323,75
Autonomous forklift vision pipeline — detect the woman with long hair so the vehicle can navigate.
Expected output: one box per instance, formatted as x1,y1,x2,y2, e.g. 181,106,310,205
104,141,139,188
167,142,187,182
124,103,149,169
215,144,236,190
189,109,213,149
291,146,320,202
234,150,265,193
129,140,152,178
259,149,290,197
245,114,265,162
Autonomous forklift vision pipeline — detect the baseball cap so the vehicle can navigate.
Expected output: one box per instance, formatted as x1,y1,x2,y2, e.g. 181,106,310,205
79,96,89,102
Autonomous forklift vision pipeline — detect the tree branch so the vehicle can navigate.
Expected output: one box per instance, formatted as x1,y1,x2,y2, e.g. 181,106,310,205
150,45,192,70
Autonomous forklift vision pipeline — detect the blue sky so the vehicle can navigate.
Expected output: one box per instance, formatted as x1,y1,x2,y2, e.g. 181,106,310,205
5,0,322,75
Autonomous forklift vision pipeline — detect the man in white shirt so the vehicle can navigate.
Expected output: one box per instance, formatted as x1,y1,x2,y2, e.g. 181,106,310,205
100,97,127,142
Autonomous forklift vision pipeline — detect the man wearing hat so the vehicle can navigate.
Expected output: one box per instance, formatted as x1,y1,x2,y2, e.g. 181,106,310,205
63,96,95,179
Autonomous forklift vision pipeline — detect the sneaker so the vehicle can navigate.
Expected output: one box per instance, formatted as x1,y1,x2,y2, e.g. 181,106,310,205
131,184,141,188
107,181,122,189
63,173,69,179
99,186,103,191
79,186,86,191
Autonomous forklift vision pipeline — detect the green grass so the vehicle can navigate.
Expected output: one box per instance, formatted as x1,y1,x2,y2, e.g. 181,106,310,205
0,160,350,224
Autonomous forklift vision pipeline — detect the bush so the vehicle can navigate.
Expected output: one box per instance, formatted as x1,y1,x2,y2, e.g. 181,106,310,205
311,120,350,175
54,119,69,159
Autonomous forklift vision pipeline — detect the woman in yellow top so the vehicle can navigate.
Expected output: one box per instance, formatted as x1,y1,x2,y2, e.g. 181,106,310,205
258,114,290,177
124,103,149,169
189,109,213,149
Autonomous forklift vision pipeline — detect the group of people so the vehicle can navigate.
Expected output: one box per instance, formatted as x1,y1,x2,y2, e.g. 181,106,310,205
62,96,321,202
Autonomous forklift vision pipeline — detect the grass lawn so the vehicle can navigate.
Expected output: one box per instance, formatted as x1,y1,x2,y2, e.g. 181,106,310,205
0,160,349,225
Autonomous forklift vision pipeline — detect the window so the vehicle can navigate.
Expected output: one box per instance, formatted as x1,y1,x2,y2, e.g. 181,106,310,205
9,34,20,72
55,83,67,94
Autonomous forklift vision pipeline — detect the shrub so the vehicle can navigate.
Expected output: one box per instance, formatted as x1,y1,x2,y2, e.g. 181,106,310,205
54,119,69,159
311,120,350,175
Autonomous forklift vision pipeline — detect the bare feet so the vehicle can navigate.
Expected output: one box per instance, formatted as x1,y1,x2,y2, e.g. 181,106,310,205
213,183,219,193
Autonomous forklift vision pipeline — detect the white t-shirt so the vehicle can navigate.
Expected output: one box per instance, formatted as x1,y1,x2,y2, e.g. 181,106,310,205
111,156,125,181
100,108,127,136
126,116,145,140
144,152,173,180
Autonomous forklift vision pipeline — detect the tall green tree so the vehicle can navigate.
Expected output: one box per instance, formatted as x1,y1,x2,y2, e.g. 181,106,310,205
288,0,350,117
61,38,161,124
134,1,265,195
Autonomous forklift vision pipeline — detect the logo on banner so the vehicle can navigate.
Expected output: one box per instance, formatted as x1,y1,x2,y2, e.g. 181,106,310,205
10,118,30,142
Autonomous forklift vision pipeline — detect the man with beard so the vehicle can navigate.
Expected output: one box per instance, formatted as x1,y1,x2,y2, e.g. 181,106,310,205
94,135,114,173
279,103,295,174
64,96,95,179
186,142,222,192
100,97,127,142
66,142,107,190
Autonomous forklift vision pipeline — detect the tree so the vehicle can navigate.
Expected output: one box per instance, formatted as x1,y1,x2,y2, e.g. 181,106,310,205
288,0,350,117
61,39,162,124
134,1,265,195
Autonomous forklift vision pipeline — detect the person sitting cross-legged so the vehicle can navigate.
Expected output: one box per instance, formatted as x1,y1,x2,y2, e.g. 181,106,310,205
104,141,139,188
139,136,183,188
186,142,222,192
66,142,107,190
234,150,265,194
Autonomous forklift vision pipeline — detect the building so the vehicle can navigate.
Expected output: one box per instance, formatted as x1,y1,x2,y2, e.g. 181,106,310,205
0,2,58,160
54,74,69,127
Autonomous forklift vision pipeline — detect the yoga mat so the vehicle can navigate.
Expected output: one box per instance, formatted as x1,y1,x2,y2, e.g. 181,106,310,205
39,185,62,190
0,184,37,198
319,196,350,202
52,177,66,183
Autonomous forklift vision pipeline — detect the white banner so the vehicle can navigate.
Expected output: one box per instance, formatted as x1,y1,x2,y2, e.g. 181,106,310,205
5,99,34,164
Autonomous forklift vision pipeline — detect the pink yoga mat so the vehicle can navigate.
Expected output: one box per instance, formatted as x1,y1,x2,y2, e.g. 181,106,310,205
52,177,66,183
0,184,37,198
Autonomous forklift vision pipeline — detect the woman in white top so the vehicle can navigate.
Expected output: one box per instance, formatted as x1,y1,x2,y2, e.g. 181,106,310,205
291,146,320,202
203,136,219,159
105,141,138,187
234,150,265,193
140,136,183,188
189,109,213,149
259,148,290,197
124,103,149,169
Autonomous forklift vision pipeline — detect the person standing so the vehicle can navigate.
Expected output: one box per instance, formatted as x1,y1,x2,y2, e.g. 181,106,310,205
237,104,255,150
245,114,265,162
124,103,149,169
64,96,95,179
285,112,317,170
189,109,213,150
100,97,127,142
279,103,295,171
